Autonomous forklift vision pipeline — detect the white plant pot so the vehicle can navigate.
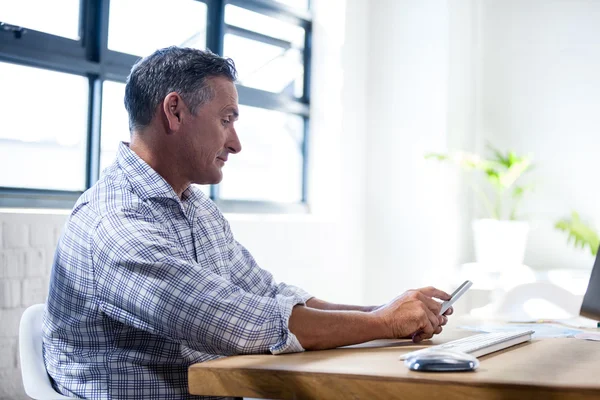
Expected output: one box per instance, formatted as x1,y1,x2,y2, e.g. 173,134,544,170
472,219,529,271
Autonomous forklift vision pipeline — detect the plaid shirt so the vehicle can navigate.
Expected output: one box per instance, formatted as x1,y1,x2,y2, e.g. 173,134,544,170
42,142,312,399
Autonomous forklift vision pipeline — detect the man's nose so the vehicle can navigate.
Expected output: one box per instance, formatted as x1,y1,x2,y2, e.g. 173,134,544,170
226,128,242,154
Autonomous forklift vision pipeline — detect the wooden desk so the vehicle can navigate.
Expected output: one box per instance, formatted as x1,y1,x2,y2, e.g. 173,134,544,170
189,329,600,399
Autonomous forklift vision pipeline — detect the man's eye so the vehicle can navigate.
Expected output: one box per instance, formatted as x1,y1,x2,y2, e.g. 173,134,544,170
222,119,230,125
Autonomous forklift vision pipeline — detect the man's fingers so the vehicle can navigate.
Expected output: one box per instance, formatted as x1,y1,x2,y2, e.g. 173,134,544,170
412,325,432,343
418,286,451,301
414,318,434,340
416,292,442,315
443,306,454,316
421,305,439,336
416,310,443,342
413,326,442,343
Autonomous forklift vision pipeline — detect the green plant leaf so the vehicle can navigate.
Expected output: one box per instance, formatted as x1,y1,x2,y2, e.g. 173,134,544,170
487,144,508,166
485,168,502,191
424,153,449,161
555,212,599,256
498,157,532,190
513,184,534,199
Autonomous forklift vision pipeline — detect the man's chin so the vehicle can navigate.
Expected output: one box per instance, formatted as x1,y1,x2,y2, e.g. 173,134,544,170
213,169,224,184
195,171,223,185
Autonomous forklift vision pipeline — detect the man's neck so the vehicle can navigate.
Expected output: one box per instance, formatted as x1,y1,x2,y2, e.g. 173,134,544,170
129,133,190,198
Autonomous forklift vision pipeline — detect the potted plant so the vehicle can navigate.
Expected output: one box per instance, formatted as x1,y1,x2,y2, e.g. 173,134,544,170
426,146,534,270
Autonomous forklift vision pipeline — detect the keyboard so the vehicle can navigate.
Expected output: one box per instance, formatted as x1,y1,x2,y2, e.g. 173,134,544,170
400,330,535,360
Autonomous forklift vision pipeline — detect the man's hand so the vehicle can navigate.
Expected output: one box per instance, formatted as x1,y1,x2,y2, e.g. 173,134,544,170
372,287,451,343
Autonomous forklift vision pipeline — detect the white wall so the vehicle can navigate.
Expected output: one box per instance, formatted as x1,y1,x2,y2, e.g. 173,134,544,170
479,0,600,270
364,0,472,305
0,210,67,399
361,0,600,308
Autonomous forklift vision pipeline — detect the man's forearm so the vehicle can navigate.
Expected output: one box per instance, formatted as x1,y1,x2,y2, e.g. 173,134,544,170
288,305,388,350
305,297,378,312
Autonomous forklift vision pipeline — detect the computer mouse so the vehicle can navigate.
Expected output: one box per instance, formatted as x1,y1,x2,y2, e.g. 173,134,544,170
404,349,479,372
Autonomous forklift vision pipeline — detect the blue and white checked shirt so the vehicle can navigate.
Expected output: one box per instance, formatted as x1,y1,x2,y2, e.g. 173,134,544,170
42,142,312,399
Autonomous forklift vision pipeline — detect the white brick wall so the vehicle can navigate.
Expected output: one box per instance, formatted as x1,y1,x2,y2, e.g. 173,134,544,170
0,210,68,399
0,279,21,308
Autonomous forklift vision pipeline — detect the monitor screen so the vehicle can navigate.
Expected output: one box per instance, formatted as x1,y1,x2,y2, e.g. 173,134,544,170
580,245,600,321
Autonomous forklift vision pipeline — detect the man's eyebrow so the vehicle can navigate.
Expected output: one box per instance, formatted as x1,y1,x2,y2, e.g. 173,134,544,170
222,107,239,119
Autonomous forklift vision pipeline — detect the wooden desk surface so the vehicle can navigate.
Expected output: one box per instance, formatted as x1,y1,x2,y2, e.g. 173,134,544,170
189,329,600,399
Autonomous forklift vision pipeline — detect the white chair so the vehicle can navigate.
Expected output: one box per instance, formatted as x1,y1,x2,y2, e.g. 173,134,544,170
494,281,583,320
19,304,71,399
471,281,584,321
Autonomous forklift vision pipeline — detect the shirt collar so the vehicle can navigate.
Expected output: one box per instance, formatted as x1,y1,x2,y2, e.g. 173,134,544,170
117,142,180,202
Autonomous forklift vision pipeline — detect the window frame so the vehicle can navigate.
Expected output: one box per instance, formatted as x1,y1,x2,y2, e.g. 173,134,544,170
0,0,312,213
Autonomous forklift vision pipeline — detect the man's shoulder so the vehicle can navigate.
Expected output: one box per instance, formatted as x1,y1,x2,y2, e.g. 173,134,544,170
70,166,153,230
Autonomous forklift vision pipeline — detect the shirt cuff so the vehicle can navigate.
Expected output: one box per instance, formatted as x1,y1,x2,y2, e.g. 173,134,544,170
276,284,313,304
269,293,309,355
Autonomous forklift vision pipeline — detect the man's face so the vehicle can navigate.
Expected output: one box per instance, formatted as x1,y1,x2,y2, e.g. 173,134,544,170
180,76,241,185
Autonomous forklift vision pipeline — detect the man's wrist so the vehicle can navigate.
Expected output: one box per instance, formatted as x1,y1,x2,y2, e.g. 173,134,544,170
365,310,391,339
362,305,381,312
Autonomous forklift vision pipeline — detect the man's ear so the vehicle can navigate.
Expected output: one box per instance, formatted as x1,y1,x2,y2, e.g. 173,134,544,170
162,92,185,132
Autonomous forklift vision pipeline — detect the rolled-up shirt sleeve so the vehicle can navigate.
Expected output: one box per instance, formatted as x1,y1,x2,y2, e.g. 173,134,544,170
90,210,305,355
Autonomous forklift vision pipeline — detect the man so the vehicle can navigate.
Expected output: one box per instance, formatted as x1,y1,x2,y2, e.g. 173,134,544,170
43,47,452,399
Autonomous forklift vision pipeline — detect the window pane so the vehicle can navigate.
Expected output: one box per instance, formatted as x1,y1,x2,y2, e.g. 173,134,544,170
0,0,80,39
225,5,305,45
220,106,304,203
100,81,129,173
273,0,310,10
224,34,304,97
108,0,207,57
0,62,88,191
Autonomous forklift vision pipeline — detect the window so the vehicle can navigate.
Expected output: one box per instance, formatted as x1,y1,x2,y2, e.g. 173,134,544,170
223,5,305,97
0,62,88,191
220,105,304,203
0,0,311,212
100,80,128,172
107,0,208,57
0,0,81,39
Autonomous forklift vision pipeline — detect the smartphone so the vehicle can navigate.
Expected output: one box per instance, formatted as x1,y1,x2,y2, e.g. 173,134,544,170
439,280,473,315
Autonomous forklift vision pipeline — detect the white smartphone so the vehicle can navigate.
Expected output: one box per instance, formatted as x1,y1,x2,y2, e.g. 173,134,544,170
439,280,473,315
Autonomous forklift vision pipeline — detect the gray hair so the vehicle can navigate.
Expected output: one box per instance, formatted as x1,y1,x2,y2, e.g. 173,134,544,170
124,46,237,132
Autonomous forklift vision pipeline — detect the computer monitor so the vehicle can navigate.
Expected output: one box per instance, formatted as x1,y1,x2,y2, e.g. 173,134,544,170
580,245,600,321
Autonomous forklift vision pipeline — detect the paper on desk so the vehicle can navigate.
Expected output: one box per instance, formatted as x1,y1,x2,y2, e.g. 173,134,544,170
507,316,599,329
458,323,583,338
574,332,600,341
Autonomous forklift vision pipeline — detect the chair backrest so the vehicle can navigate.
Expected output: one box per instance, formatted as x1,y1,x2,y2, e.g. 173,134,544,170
19,304,71,399
495,281,584,321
